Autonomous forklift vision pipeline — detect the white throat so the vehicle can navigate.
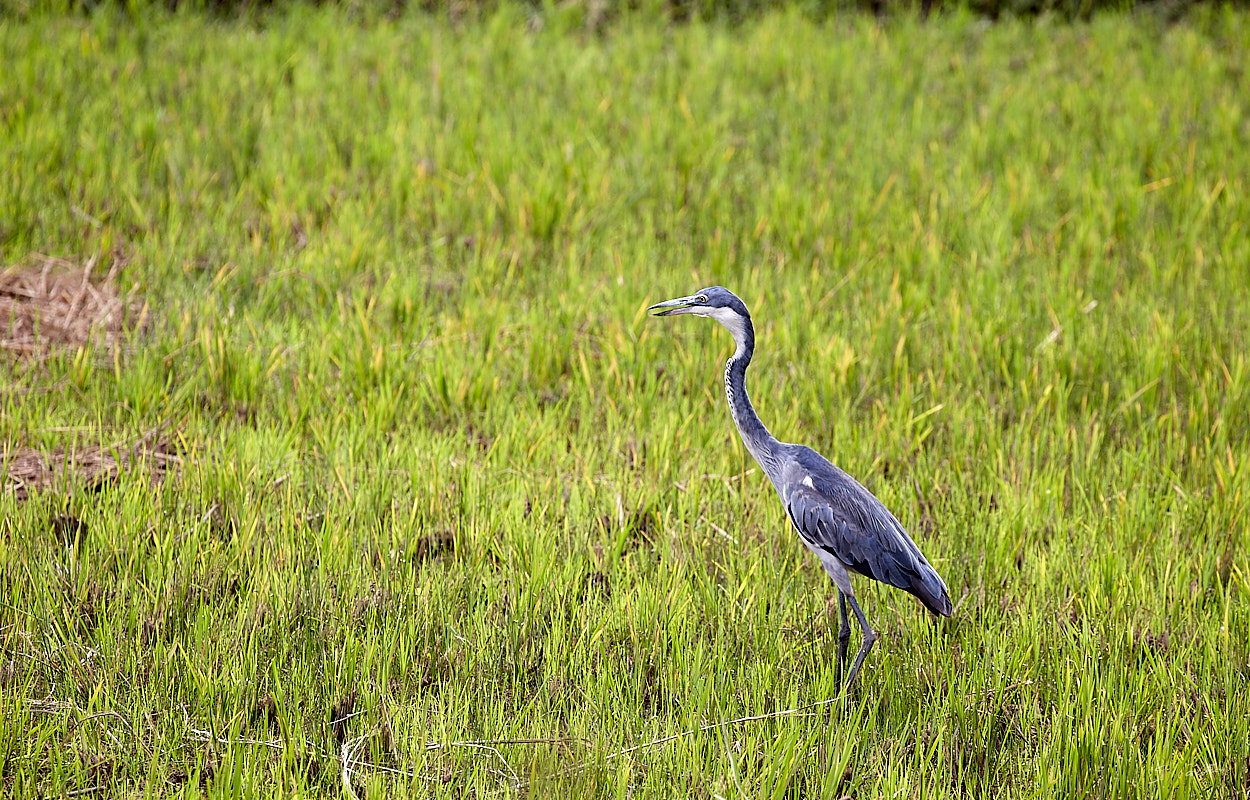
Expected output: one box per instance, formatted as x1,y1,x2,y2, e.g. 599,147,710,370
701,307,749,355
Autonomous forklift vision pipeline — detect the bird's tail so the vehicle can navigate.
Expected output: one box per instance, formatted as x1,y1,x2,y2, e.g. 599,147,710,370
909,567,953,617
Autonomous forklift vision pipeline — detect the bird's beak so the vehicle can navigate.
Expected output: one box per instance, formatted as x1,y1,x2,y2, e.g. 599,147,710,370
648,295,701,317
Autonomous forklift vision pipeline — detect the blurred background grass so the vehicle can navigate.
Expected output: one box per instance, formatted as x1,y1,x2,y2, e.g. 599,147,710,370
1,0,1204,24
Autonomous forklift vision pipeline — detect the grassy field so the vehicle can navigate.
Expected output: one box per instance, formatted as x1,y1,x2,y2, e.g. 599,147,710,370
2,5,1249,798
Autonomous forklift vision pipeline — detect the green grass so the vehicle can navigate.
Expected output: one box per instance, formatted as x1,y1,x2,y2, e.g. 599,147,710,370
2,5,1249,797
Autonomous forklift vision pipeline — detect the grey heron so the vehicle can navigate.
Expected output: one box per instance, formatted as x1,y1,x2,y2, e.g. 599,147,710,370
649,286,952,693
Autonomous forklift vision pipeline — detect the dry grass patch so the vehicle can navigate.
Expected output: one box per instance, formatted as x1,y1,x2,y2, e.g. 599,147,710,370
0,254,147,359
2,430,178,500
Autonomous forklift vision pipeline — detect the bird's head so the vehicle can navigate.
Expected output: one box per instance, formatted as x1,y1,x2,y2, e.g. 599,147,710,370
648,286,753,347
648,286,750,319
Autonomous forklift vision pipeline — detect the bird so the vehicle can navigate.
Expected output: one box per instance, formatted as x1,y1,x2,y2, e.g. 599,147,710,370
648,286,952,693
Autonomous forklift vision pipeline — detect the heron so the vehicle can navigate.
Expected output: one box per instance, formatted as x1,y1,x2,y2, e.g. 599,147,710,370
648,286,952,693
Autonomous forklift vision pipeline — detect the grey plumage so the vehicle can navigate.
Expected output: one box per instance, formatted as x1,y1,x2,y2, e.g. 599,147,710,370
649,286,952,693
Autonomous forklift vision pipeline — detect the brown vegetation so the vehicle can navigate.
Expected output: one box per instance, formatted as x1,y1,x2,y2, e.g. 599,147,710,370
0,254,146,359
3,431,177,500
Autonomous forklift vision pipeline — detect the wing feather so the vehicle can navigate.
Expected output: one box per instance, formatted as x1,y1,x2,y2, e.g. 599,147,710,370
782,452,952,616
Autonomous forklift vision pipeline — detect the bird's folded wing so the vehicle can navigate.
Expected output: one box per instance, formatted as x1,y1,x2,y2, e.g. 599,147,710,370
784,482,923,590
781,457,953,616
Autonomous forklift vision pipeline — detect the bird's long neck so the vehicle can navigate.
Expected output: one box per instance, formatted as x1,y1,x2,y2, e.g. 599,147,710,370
723,316,783,479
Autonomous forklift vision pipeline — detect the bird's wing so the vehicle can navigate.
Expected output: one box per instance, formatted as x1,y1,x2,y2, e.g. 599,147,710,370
782,455,952,616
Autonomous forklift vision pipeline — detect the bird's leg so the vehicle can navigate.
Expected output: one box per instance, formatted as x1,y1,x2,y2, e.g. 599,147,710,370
842,594,878,693
835,591,851,689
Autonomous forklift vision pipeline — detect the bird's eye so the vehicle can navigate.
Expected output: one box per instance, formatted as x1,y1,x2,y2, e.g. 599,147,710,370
696,295,708,304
